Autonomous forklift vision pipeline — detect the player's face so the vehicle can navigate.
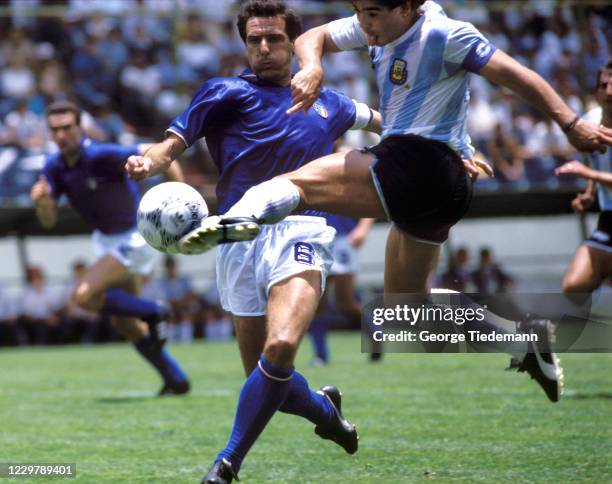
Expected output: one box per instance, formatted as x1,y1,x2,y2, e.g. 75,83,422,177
47,112,82,157
352,1,416,46
596,70,612,116
245,16,293,85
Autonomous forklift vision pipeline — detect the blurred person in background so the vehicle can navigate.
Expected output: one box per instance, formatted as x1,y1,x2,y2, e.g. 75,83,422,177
16,265,62,345
439,246,473,292
488,123,525,183
59,260,102,344
158,256,199,343
30,100,190,396
0,283,18,347
471,247,514,294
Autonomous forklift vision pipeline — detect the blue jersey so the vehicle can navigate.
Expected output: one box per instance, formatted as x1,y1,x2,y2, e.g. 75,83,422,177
43,138,140,234
167,70,357,213
325,214,358,236
328,0,496,159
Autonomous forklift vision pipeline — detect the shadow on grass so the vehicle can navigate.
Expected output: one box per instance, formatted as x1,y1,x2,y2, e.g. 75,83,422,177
565,392,612,400
96,396,157,404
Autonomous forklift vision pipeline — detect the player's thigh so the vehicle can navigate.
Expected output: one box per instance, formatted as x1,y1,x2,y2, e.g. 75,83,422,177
232,315,267,375
281,150,386,218
75,254,130,300
111,316,147,342
384,225,440,294
563,245,610,293
266,270,322,349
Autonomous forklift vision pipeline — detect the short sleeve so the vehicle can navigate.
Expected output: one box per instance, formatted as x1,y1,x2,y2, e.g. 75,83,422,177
327,15,368,51
167,80,238,148
95,143,140,172
325,89,357,139
445,21,496,74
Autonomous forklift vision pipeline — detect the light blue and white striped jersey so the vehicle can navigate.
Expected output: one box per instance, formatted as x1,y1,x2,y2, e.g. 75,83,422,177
327,1,496,159
584,107,612,210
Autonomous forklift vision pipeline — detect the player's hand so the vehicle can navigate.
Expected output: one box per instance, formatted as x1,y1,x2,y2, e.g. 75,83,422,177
30,175,52,203
462,158,493,181
348,227,368,248
566,119,612,154
287,65,323,115
125,155,153,181
555,160,593,179
570,191,595,214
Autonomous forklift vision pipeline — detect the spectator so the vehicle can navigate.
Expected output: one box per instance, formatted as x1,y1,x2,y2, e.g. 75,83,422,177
17,265,62,345
439,247,473,292
0,284,18,346
471,247,514,294
488,123,525,182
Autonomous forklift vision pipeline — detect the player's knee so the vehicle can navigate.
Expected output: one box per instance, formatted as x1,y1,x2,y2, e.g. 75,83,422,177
562,274,596,294
71,285,95,309
263,337,298,368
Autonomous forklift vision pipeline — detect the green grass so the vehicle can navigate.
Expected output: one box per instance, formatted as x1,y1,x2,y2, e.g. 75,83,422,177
1,334,611,483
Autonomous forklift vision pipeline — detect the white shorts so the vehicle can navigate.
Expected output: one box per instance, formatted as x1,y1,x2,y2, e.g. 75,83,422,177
92,227,159,276
330,234,358,276
216,216,335,317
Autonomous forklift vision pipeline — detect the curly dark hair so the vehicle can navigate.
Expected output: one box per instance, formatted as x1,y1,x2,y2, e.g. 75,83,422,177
373,0,427,9
237,0,303,43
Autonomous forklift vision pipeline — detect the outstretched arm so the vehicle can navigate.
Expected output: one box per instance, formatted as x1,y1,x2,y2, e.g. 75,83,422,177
288,24,341,115
556,160,612,188
125,134,186,181
480,50,612,153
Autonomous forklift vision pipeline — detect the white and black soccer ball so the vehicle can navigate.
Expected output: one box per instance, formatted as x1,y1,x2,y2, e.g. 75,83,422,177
137,182,208,254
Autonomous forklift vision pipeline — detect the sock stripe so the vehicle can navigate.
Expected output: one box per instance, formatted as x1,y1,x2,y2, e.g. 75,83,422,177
257,360,293,382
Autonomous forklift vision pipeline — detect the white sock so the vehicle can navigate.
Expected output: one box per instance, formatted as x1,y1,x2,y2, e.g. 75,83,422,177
224,178,300,224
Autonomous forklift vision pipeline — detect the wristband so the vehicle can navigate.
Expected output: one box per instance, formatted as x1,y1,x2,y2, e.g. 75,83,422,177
561,115,580,133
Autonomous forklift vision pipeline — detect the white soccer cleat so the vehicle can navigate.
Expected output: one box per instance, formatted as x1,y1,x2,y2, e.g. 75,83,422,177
178,215,260,255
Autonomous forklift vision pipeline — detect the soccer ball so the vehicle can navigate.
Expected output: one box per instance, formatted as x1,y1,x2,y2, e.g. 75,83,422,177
137,182,208,254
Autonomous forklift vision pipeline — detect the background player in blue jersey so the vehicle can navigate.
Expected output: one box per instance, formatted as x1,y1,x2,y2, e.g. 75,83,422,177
555,61,612,295
309,215,374,364
125,1,381,481
181,0,612,404
30,100,190,396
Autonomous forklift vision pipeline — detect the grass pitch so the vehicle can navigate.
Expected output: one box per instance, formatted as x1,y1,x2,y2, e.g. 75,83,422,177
1,333,611,483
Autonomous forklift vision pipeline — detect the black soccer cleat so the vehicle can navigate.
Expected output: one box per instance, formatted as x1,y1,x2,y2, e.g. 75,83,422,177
158,379,191,397
144,302,170,347
179,215,260,255
516,319,564,402
314,385,359,454
201,458,239,484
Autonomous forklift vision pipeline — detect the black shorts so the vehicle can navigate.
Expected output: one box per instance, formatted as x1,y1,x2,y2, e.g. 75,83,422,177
368,134,473,243
585,211,612,253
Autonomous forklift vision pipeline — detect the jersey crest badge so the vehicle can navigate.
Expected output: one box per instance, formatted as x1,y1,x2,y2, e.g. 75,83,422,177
390,58,408,85
312,101,329,119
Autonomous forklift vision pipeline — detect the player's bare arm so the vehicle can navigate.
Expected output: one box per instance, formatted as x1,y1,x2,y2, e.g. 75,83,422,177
348,218,375,248
288,24,340,114
126,134,186,181
480,50,612,153
556,160,612,188
30,175,57,228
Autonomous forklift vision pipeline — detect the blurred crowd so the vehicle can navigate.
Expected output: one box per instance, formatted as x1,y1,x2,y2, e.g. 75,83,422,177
0,0,610,196
0,256,232,347
436,246,514,293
